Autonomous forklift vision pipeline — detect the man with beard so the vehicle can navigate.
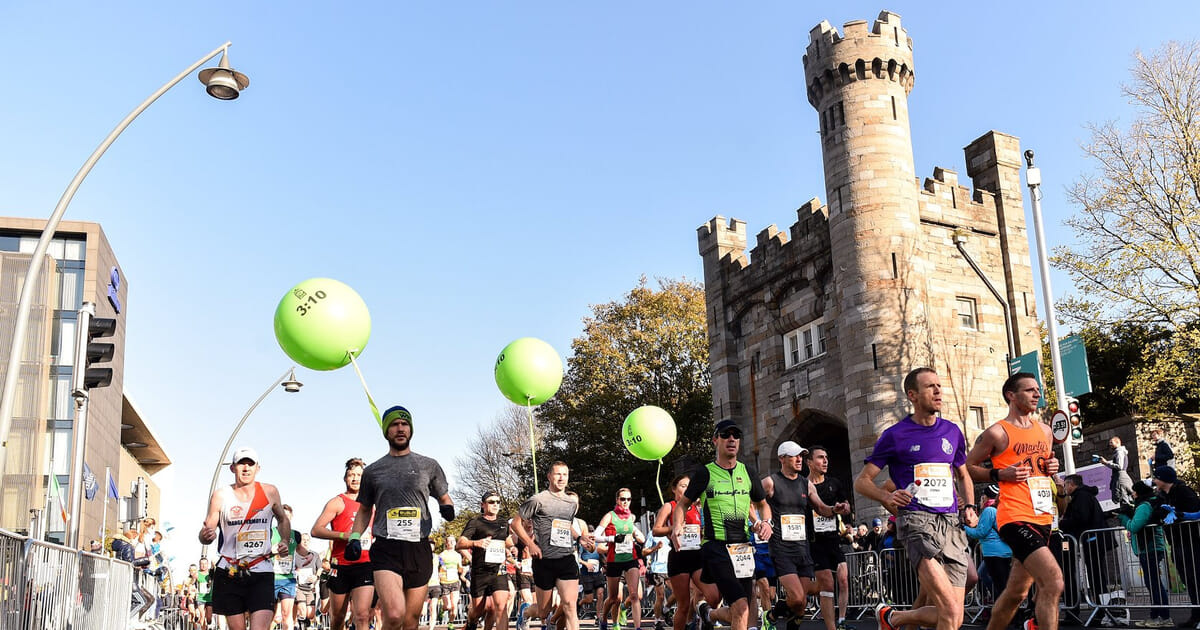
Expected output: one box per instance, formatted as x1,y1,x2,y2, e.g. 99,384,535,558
346,406,454,630
312,457,374,630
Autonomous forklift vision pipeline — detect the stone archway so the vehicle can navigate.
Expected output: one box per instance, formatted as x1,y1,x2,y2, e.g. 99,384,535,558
770,408,855,510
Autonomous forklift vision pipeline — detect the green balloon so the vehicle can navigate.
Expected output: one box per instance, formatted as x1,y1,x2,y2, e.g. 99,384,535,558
622,406,677,461
274,278,371,371
494,337,563,406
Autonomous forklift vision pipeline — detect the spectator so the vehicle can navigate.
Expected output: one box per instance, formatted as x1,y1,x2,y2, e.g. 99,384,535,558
861,518,883,552
111,530,139,564
1119,481,1170,627
1153,466,1200,627
1098,437,1135,506
1149,429,1175,471
963,485,1010,604
880,517,897,550
87,539,102,554
1059,474,1114,616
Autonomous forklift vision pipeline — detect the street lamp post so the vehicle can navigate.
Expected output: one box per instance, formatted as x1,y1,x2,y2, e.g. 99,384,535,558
202,367,302,558
0,42,250,481
1025,150,1076,474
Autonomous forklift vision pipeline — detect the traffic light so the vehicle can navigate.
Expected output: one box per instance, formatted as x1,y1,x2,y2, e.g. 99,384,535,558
1067,397,1083,445
72,303,117,396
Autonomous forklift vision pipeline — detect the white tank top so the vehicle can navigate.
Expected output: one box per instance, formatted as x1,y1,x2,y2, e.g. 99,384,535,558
215,482,276,572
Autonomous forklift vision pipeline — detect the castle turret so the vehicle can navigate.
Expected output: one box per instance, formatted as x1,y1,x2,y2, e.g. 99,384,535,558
803,11,925,451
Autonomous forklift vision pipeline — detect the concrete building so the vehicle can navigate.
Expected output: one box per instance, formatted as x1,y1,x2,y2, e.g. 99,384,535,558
0,218,168,543
697,11,1040,509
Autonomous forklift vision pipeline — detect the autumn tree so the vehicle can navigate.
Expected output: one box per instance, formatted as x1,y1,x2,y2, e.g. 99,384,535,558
1054,41,1200,416
536,277,712,525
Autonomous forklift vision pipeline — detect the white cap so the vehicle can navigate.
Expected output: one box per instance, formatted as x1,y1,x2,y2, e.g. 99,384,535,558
231,447,259,464
777,441,808,458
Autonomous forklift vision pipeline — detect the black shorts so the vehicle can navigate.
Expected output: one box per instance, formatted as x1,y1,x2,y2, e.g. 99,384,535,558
700,541,752,604
649,573,668,587
810,537,846,572
667,549,703,577
440,581,460,594
426,585,442,599
518,573,534,591
471,571,508,597
370,538,434,590
581,571,606,594
769,544,814,579
606,559,638,578
211,570,275,616
532,555,579,591
329,562,374,595
999,522,1052,563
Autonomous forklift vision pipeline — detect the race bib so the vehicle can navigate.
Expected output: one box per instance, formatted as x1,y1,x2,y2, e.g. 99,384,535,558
273,554,294,575
484,540,506,564
813,514,838,534
726,543,755,579
780,514,806,541
615,536,634,556
386,507,421,541
520,558,532,573
913,463,954,508
197,581,209,595
361,533,373,551
443,565,459,582
679,524,701,551
1029,477,1055,515
236,530,268,560
550,519,572,548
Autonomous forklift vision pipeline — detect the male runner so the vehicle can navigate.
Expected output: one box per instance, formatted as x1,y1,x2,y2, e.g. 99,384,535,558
196,556,214,629
311,457,375,630
512,461,595,630
854,368,973,630
673,419,773,630
807,445,855,630
966,372,1062,630
347,405,454,630
272,505,308,630
458,491,514,630
437,537,465,627
762,441,848,630
198,447,292,630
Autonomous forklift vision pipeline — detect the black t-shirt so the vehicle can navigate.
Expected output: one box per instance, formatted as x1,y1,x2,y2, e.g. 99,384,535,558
809,475,848,541
1166,483,1200,513
460,515,511,571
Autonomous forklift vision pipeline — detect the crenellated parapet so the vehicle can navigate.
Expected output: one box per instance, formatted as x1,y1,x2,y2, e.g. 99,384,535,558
917,166,1000,235
803,10,914,108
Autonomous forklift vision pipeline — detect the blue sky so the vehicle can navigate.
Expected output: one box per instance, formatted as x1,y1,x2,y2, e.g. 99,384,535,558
2,1,1197,569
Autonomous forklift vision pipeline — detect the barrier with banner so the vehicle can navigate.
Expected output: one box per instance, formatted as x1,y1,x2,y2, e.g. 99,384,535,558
0,527,135,630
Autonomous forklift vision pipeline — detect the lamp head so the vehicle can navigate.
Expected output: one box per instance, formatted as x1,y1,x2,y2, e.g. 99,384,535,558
198,50,250,100
281,369,303,394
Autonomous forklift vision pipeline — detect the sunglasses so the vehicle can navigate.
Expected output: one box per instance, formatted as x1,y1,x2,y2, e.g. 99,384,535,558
485,499,500,504
618,497,632,502
717,430,742,440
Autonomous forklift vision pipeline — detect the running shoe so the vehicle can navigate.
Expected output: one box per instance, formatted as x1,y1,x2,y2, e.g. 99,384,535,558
517,603,529,630
761,608,775,630
836,621,856,630
1023,619,1038,630
698,602,715,630
875,605,896,630
618,606,629,627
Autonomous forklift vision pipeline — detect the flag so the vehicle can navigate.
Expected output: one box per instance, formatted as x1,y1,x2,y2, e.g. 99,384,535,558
106,467,119,500
83,462,98,501
49,474,69,523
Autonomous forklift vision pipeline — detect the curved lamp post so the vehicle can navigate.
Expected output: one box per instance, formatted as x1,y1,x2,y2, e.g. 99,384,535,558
0,42,249,477
202,367,302,558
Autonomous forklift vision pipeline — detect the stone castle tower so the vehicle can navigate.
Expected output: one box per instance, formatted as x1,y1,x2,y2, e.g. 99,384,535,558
698,11,1039,506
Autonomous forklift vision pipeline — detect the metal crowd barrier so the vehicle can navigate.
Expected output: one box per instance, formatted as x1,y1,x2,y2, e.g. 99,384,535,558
0,527,135,630
877,547,920,609
1078,521,1200,626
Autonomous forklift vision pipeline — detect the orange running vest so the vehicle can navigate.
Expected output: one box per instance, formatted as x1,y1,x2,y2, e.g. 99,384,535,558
993,420,1054,527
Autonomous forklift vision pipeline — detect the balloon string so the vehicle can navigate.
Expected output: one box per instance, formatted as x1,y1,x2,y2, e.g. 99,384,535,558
527,400,539,494
656,459,664,505
347,351,382,429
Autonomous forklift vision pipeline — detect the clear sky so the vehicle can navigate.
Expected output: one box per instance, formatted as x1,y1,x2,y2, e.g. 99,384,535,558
2,1,1197,572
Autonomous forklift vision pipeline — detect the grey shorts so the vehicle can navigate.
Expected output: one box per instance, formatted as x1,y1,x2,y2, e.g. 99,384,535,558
897,510,969,588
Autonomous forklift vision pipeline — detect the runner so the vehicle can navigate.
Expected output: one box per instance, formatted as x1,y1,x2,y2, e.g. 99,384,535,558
965,372,1062,630
458,491,515,630
596,488,648,630
293,535,321,630
673,419,773,630
645,531,670,630
424,541,442,630
311,457,375,630
197,447,293,630
807,445,856,630
514,543,535,630
346,405,454,630
578,532,606,625
272,505,308,630
196,556,215,629
761,441,848,630
511,461,595,630
438,537,465,628
854,368,973,630
654,475,716,630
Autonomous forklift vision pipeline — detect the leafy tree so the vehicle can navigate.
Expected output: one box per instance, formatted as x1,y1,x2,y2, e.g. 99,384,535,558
1053,41,1200,417
537,277,712,525
452,404,540,516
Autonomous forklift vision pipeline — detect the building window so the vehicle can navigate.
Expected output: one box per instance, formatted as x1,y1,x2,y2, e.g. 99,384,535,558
956,297,978,330
970,406,985,430
783,320,828,369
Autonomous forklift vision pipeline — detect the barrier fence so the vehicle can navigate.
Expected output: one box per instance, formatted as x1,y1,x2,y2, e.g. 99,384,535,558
0,527,135,630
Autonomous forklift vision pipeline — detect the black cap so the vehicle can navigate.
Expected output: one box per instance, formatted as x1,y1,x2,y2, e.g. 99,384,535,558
714,419,739,436
1154,466,1178,484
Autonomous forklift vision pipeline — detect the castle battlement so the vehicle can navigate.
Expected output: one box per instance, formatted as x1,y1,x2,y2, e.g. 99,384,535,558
803,11,914,108
699,200,831,290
